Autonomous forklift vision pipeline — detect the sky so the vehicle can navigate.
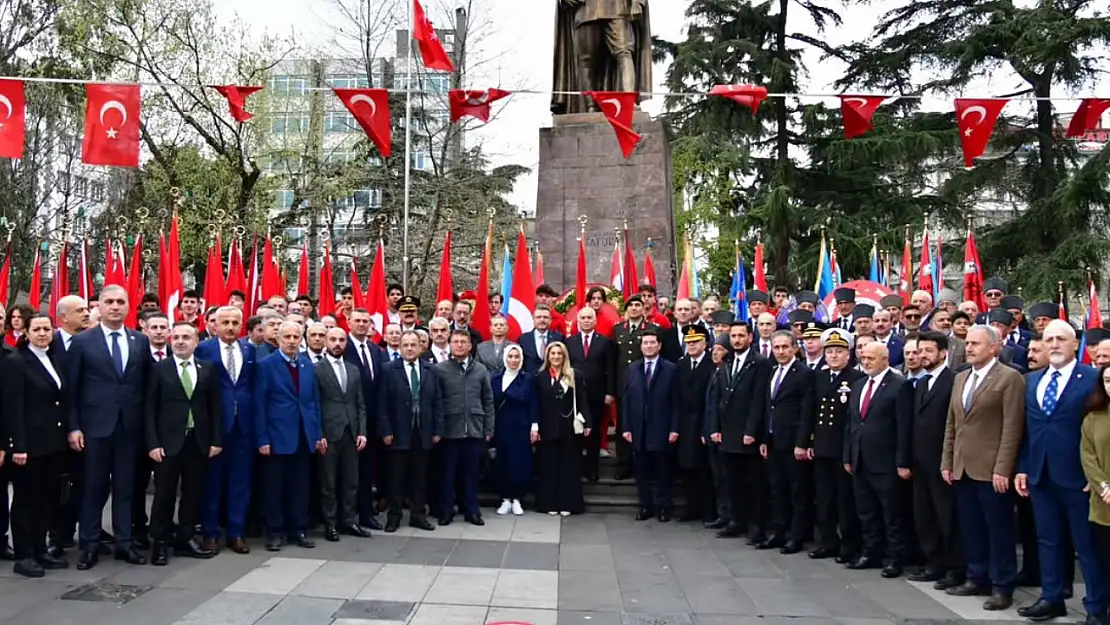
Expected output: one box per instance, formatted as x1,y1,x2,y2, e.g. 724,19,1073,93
215,0,1104,214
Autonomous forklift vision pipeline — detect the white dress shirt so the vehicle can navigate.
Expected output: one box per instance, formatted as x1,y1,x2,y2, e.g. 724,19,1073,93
328,354,347,390
173,355,197,382
731,349,749,377
407,360,421,383
963,358,997,407
100,324,130,370
926,364,947,392
349,335,376,378
29,345,61,388
770,358,795,393
533,332,549,359
860,368,889,411
1036,358,1077,405
58,329,75,351
432,345,449,363
150,345,168,361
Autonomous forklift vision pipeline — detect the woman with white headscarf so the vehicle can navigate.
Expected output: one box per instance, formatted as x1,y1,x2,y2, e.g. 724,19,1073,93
490,344,537,515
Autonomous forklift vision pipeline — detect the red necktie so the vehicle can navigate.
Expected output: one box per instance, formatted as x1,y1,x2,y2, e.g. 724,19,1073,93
583,334,590,358
155,351,164,361
860,378,875,420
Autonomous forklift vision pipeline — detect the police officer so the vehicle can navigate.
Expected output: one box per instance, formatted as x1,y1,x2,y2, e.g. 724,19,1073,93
804,328,864,563
612,295,657,480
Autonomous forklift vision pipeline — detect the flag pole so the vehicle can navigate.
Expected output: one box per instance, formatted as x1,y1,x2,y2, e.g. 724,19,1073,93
401,0,415,291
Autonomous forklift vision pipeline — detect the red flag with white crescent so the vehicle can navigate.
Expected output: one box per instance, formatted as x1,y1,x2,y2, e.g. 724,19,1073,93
710,84,768,114
210,85,263,123
413,0,455,72
506,230,536,340
449,88,510,123
954,98,1008,167
82,83,141,167
334,88,392,157
0,79,26,159
1066,99,1110,139
586,91,641,158
839,95,886,139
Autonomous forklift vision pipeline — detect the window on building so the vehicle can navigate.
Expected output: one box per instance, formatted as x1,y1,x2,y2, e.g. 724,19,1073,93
353,189,382,209
330,74,370,89
412,151,432,171
324,111,358,133
284,227,306,243
275,189,295,208
90,181,105,202
270,76,308,96
73,176,88,198
425,75,450,93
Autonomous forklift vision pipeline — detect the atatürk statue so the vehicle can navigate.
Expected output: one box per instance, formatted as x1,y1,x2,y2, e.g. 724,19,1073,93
551,0,653,115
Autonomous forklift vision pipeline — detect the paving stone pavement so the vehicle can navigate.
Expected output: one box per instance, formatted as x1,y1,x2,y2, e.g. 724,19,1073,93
0,512,1091,625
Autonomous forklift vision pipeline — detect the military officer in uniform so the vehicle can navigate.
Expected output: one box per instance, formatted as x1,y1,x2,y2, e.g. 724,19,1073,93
806,328,865,562
612,294,657,480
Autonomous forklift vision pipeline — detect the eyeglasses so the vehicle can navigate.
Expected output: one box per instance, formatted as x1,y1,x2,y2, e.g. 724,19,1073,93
904,314,921,320
985,291,1003,298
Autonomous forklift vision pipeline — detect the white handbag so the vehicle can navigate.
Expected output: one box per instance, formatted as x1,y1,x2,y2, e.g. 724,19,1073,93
571,382,586,435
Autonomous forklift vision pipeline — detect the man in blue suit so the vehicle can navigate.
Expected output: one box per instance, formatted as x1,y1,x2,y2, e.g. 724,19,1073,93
873,309,905,368
621,326,681,522
196,306,256,554
519,306,563,374
1016,319,1106,624
254,320,326,552
67,285,151,570
342,307,385,531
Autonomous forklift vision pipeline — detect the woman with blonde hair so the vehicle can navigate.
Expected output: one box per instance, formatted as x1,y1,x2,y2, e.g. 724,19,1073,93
533,342,591,515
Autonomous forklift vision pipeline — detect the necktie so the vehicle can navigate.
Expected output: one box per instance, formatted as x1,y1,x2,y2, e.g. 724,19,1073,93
583,334,590,358
155,350,164,361
732,358,740,380
691,359,697,371
392,351,400,361
921,373,932,391
539,334,547,353
860,378,875,420
226,344,238,383
645,360,653,382
771,365,786,398
110,331,124,374
360,343,373,380
842,319,850,330
1043,370,1061,415
963,372,979,412
181,361,195,429
831,371,837,384
409,363,420,397
809,362,817,370
761,342,769,357
337,359,347,392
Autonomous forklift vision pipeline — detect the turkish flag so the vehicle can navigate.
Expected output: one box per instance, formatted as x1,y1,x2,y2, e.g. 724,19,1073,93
710,84,768,114
1066,98,1110,138
211,85,263,122
449,88,510,123
586,91,642,158
334,88,391,157
413,0,454,73
954,98,1008,167
839,95,886,139
83,83,141,167
0,79,26,159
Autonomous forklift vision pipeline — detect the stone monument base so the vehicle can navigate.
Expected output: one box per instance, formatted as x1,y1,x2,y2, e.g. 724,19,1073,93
534,112,675,297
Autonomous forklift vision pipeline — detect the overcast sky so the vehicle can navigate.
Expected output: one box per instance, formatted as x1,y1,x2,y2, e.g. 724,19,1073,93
216,0,1102,213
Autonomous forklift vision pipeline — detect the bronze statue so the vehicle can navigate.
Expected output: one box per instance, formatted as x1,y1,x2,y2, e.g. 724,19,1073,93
551,0,653,115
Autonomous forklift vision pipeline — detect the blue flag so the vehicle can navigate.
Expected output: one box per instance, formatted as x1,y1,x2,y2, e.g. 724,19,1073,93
731,253,749,321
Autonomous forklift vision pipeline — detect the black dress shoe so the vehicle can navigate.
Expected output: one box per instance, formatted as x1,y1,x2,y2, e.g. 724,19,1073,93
114,546,147,565
76,550,98,570
343,525,373,538
716,523,744,538
362,516,383,531
465,515,485,526
151,544,169,566
657,510,672,523
45,544,65,559
384,518,401,533
0,541,15,561
704,518,728,530
635,508,654,521
808,546,837,559
745,532,766,546
846,556,881,570
934,574,964,590
438,516,453,527
132,531,151,551
757,534,785,550
265,536,282,552
36,552,68,570
175,538,215,559
881,562,903,578
946,581,991,597
983,591,1013,611
1018,599,1067,621
410,518,435,531
290,533,315,548
325,527,340,542
780,540,803,555
909,568,944,582
13,558,44,578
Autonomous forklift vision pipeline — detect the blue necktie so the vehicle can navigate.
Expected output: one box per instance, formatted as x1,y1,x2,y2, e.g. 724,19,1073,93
110,331,124,375
1043,370,1061,415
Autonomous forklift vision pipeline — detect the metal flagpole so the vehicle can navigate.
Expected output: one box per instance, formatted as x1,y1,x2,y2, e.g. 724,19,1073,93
401,0,414,291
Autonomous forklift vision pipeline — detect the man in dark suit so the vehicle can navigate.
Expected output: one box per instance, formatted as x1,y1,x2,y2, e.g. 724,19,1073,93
705,321,769,539
758,329,816,554
674,325,716,522
872,309,905,368
66,285,150,570
379,330,444,532
315,327,370,541
988,309,1029,371
1015,319,1106,622
942,325,1023,610
832,287,857,332
621,327,680,522
612,295,657,480
196,306,256,554
908,331,964,589
519,306,563,374
843,341,909,578
565,306,616,482
1000,296,1032,348
48,295,90,556
254,320,326,552
342,308,385,531
805,328,864,562
143,322,222,565
662,298,709,362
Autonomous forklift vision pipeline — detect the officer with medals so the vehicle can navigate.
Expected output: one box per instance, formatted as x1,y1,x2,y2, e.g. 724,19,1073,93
612,294,657,480
805,328,865,562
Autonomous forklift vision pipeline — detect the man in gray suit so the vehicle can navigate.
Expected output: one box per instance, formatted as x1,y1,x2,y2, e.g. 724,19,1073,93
476,314,515,373
315,327,371,541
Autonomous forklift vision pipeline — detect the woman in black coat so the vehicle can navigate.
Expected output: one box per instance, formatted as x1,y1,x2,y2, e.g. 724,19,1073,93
532,342,591,516
2,313,69,577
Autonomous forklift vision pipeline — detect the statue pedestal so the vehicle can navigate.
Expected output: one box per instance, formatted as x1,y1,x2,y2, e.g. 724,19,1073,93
534,112,676,297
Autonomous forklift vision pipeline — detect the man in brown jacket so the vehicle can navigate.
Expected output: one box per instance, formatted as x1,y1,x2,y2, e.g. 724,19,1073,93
941,325,1025,610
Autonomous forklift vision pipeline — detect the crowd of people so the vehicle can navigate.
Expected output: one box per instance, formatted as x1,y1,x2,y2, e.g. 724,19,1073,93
2,277,1110,625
